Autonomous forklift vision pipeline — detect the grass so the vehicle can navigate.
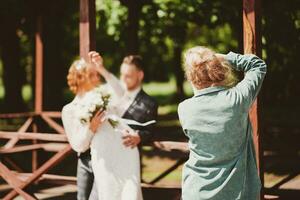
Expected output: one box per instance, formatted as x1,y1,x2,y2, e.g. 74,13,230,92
142,79,187,185
143,78,193,116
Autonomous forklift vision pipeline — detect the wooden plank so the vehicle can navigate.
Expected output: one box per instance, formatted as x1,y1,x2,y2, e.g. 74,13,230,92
0,131,68,142
41,143,68,152
32,123,38,172
41,114,65,134
0,112,35,118
0,144,43,154
4,117,33,149
0,162,37,200
15,173,77,185
0,143,66,153
80,0,96,60
153,141,189,153
35,15,43,113
3,145,72,200
42,111,61,118
39,174,77,185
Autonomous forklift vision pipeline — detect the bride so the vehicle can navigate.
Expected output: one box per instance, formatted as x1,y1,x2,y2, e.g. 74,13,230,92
61,58,143,200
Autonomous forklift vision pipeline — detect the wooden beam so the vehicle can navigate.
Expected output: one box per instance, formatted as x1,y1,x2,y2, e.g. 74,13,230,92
4,117,33,149
0,112,35,118
3,145,72,200
42,111,62,118
16,173,77,185
0,131,68,142
41,114,65,134
32,123,38,173
153,141,189,153
1,143,67,154
0,144,44,154
243,0,263,184
80,0,96,60
35,15,43,113
0,162,37,200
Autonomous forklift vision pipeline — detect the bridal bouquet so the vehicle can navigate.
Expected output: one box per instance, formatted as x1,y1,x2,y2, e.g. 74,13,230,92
79,86,119,128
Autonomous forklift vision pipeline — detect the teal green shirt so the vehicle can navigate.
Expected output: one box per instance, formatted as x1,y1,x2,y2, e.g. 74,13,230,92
178,52,266,200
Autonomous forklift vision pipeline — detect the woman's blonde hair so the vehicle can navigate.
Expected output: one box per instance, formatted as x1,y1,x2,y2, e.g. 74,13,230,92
184,46,238,89
67,59,91,94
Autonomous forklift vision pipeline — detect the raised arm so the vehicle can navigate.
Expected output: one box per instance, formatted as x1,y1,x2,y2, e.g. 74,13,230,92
88,51,125,98
225,52,267,108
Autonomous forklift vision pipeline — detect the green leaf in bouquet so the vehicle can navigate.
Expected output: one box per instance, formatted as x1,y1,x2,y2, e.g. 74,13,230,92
108,118,119,128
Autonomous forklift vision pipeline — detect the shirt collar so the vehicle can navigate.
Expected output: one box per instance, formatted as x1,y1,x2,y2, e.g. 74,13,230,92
193,86,227,97
126,86,142,99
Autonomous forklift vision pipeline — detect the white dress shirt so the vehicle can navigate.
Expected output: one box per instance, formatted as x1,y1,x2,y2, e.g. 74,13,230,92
118,86,141,116
105,72,141,117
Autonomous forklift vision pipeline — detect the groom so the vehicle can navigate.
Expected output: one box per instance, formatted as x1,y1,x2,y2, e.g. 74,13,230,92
76,52,158,200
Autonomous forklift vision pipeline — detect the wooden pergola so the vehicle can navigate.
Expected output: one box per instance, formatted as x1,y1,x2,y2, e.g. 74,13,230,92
0,0,264,199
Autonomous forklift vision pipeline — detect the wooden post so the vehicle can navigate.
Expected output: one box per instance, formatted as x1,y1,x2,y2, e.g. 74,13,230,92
243,0,263,184
80,0,96,60
35,15,43,113
32,123,38,172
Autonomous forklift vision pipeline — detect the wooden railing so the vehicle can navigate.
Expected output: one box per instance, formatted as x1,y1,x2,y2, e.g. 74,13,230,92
0,112,188,199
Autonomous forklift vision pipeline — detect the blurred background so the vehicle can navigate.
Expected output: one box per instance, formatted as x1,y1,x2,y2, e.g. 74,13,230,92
0,0,299,198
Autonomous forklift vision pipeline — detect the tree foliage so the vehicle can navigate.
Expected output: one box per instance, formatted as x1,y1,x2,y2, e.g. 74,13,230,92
0,0,299,111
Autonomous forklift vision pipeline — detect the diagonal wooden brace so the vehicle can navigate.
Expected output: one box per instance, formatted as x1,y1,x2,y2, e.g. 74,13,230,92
41,114,65,134
0,162,37,200
4,117,33,149
2,145,72,200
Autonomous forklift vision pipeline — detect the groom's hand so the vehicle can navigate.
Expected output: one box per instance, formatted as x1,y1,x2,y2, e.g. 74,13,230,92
122,129,141,148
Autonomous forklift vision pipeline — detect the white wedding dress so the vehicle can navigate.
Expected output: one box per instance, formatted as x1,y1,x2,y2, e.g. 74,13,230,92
62,84,143,200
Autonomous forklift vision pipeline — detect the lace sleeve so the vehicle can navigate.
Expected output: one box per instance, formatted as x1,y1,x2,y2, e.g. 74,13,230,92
61,104,94,153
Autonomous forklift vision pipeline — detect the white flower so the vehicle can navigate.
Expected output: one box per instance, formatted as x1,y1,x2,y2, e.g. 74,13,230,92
75,58,87,70
88,104,96,113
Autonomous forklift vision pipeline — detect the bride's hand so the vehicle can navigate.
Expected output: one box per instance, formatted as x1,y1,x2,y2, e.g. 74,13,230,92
89,109,105,133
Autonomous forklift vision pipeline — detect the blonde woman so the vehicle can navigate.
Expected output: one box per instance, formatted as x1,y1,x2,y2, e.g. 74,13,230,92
62,59,143,200
178,46,266,200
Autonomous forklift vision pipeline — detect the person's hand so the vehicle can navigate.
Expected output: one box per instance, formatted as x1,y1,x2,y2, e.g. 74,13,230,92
89,109,105,133
215,53,225,59
88,51,106,74
122,129,141,148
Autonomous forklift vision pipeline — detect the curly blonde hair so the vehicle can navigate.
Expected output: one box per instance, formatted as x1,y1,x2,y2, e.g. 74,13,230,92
184,46,238,89
67,59,92,94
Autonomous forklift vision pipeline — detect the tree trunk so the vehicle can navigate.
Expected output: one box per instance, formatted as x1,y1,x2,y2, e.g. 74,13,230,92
173,44,185,99
0,16,26,112
122,0,141,54
43,2,68,110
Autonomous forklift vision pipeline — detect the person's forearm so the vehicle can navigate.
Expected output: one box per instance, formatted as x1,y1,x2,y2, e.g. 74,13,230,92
96,66,111,81
97,66,125,97
225,52,266,73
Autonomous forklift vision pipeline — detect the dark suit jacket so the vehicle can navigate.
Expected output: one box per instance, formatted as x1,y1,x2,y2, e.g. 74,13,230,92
122,89,158,145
